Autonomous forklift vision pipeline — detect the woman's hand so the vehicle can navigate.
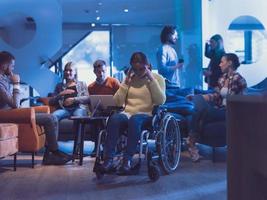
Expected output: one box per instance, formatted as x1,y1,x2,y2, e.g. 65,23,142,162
186,94,194,101
59,89,75,96
175,62,183,69
202,94,211,101
203,70,212,77
63,97,75,106
144,65,155,81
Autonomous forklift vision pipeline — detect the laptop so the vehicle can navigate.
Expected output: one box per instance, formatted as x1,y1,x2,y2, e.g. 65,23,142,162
89,95,118,117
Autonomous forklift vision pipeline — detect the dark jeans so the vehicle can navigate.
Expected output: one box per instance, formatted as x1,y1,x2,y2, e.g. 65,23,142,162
35,113,59,151
189,95,225,140
104,113,152,160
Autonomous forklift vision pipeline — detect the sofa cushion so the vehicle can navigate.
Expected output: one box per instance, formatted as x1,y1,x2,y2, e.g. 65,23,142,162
0,123,18,158
201,121,226,147
0,123,18,140
0,138,18,158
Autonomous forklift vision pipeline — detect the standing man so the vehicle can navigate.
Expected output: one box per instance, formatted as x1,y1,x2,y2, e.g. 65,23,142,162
157,25,183,86
0,51,71,165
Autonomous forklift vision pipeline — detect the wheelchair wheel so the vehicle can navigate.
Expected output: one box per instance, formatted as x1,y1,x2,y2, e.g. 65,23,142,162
93,159,104,180
148,163,160,182
157,113,181,174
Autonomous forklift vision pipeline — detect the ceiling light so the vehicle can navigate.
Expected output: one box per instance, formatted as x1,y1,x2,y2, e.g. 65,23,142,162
91,23,96,27
98,2,102,6
96,16,100,21
124,9,129,13
95,10,99,13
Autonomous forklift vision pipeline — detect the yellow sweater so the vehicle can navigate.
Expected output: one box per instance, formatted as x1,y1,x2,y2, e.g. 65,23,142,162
114,73,166,116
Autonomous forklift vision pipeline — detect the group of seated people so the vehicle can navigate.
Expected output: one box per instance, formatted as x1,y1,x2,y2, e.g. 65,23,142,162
0,47,247,168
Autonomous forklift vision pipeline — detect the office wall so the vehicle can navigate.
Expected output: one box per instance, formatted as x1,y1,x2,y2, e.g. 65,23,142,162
0,0,62,96
0,0,203,95
175,0,203,89
112,26,163,71
202,0,267,87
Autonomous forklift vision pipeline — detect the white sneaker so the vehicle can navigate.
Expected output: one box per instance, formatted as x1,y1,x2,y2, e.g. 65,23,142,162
185,137,200,162
188,146,200,162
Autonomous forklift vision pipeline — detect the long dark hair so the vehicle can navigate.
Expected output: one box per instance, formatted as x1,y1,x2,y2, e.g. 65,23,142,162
130,52,149,66
210,34,224,51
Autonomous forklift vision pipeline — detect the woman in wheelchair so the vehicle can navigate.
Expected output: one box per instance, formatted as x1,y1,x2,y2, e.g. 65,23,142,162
101,52,166,174
187,53,247,162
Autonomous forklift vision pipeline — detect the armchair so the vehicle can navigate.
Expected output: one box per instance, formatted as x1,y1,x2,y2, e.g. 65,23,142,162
37,97,56,112
0,106,50,167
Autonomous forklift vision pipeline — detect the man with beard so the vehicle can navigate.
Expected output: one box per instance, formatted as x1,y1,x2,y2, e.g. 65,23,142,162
0,51,71,165
156,25,184,86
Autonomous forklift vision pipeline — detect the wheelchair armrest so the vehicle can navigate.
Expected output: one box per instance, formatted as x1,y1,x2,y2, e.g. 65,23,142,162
152,105,167,115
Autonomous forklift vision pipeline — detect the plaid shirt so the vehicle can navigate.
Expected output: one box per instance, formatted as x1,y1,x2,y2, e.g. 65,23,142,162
208,72,247,107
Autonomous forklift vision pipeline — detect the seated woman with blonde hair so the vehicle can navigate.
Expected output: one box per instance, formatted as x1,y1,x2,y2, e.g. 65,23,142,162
101,52,166,174
49,61,89,121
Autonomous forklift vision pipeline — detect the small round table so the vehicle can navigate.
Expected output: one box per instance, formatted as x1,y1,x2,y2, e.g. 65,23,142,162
69,116,107,165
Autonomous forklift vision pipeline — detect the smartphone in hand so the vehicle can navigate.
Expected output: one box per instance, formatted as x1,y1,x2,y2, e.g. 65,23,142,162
178,58,184,64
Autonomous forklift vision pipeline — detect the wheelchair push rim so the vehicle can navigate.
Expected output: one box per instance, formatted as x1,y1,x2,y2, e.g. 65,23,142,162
157,113,181,174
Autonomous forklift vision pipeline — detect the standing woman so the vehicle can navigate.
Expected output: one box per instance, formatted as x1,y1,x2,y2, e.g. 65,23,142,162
101,52,166,174
188,53,247,162
204,34,225,89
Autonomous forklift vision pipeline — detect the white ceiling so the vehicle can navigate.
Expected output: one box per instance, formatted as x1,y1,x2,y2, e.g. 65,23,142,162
59,0,177,25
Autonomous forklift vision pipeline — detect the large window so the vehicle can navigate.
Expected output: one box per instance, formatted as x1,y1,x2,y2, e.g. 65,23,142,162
62,31,110,85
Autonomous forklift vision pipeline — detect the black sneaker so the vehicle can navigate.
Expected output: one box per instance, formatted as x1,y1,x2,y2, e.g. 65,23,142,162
52,150,72,160
42,150,72,165
117,158,132,175
100,158,113,173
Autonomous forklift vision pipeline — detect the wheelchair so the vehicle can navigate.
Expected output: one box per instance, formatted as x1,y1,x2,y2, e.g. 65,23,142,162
93,106,181,182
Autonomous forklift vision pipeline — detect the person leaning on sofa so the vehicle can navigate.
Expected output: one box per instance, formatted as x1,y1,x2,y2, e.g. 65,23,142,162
0,51,71,165
101,52,166,174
